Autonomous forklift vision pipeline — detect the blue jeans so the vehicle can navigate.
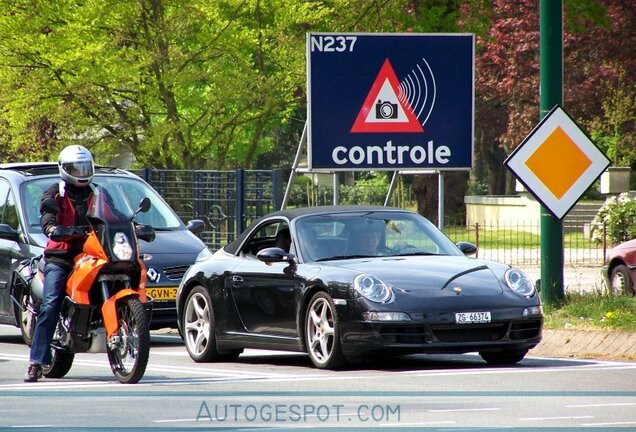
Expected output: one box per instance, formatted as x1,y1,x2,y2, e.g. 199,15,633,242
29,262,70,366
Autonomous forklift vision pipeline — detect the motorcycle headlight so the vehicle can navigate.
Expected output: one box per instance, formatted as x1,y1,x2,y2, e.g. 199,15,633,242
353,274,393,303
504,268,535,297
112,232,134,260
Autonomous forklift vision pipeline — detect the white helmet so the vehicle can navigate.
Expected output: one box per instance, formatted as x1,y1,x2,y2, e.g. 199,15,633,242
58,145,94,187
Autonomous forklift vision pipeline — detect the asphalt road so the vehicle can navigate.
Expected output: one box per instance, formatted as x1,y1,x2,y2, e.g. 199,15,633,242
1,324,635,430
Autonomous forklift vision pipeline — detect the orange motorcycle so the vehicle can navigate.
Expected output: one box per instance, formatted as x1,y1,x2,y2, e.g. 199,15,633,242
13,186,155,384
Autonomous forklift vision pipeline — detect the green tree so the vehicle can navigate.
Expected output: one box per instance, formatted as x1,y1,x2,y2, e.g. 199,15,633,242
0,0,464,170
0,0,318,168
460,0,633,195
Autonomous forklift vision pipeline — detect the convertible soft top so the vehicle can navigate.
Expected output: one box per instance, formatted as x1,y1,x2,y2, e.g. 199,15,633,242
223,205,410,255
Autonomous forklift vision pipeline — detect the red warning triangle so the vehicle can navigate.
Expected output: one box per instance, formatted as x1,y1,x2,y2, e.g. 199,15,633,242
351,59,424,133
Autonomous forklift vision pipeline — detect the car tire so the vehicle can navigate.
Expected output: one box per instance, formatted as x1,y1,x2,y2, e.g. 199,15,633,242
304,291,347,369
182,286,240,363
610,264,634,296
479,349,528,365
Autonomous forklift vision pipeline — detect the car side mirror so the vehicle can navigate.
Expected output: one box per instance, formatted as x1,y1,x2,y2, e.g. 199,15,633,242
257,247,295,264
0,224,19,242
135,224,156,243
186,219,205,235
456,241,477,256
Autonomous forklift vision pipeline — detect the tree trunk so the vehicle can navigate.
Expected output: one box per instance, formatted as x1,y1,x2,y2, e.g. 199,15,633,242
413,171,469,226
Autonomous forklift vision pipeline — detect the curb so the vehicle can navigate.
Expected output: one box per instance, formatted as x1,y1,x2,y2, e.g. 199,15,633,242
531,329,636,360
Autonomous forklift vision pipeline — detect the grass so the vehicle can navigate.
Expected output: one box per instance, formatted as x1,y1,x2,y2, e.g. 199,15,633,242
444,225,600,249
543,292,636,332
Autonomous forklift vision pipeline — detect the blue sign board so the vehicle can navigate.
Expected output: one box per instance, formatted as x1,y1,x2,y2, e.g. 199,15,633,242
307,33,474,170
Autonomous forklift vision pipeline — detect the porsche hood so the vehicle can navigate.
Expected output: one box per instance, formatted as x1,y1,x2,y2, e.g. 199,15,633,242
331,255,507,296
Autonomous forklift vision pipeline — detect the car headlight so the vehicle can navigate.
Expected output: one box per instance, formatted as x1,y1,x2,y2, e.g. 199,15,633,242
353,274,393,303
112,232,134,260
195,247,213,262
504,268,535,297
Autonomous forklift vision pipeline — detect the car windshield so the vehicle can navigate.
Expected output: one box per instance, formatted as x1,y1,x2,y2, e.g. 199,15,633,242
22,176,183,234
294,211,463,262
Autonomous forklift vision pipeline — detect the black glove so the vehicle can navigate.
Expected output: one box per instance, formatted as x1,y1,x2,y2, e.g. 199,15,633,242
49,226,87,241
46,225,58,238
49,226,71,241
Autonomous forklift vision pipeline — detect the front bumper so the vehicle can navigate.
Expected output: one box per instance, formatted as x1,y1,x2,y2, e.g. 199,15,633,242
147,299,177,329
338,304,543,357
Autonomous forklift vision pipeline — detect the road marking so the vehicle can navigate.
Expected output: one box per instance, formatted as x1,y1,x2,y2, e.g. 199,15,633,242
150,351,189,356
581,421,636,426
1,351,635,392
154,418,198,423
567,402,636,408
380,421,455,426
428,408,501,413
0,352,292,378
520,416,594,421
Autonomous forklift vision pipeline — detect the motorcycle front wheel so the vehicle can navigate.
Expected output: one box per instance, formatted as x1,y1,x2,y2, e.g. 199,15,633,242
107,297,150,384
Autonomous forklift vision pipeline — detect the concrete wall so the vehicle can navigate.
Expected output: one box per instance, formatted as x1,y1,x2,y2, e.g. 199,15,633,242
464,194,542,227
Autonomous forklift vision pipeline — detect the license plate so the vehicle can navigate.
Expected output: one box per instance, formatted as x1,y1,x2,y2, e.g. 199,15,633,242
147,287,177,301
455,311,491,324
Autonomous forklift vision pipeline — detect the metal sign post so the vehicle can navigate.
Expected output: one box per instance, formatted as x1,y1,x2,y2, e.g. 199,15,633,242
505,1,609,304
540,0,564,304
281,123,307,210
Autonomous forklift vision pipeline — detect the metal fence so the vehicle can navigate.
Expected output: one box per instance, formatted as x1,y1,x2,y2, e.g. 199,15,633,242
133,168,284,252
443,220,609,293
134,168,609,292
443,220,608,267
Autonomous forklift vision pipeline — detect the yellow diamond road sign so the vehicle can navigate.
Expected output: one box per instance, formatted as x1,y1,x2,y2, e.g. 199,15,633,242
505,106,610,220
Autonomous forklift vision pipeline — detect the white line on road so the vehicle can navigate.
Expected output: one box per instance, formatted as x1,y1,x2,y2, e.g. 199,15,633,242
567,402,636,408
428,408,501,413
519,416,594,421
380,421,455,426
581,421,636,426
1,351,635,391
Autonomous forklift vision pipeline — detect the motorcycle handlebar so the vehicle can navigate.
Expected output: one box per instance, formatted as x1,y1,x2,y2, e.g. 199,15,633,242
49,226,90,242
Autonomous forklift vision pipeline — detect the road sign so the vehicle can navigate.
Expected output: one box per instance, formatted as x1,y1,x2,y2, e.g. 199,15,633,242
307,33,474,171
350,59,423,133
505,105,610,220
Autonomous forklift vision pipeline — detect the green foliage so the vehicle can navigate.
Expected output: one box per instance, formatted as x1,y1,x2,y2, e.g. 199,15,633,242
0,0,463,169
587,69,636,167
563,0,609,33
543,292,636,331
340,174,389,206
591,193,636,245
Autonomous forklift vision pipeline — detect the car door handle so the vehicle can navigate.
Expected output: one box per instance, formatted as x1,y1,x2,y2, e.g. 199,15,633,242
231,275,243,287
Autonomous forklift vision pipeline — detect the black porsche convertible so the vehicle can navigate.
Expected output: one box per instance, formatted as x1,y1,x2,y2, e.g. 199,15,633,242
176,206,543,369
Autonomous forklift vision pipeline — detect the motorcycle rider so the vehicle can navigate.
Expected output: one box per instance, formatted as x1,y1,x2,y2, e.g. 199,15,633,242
24,145,95,382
